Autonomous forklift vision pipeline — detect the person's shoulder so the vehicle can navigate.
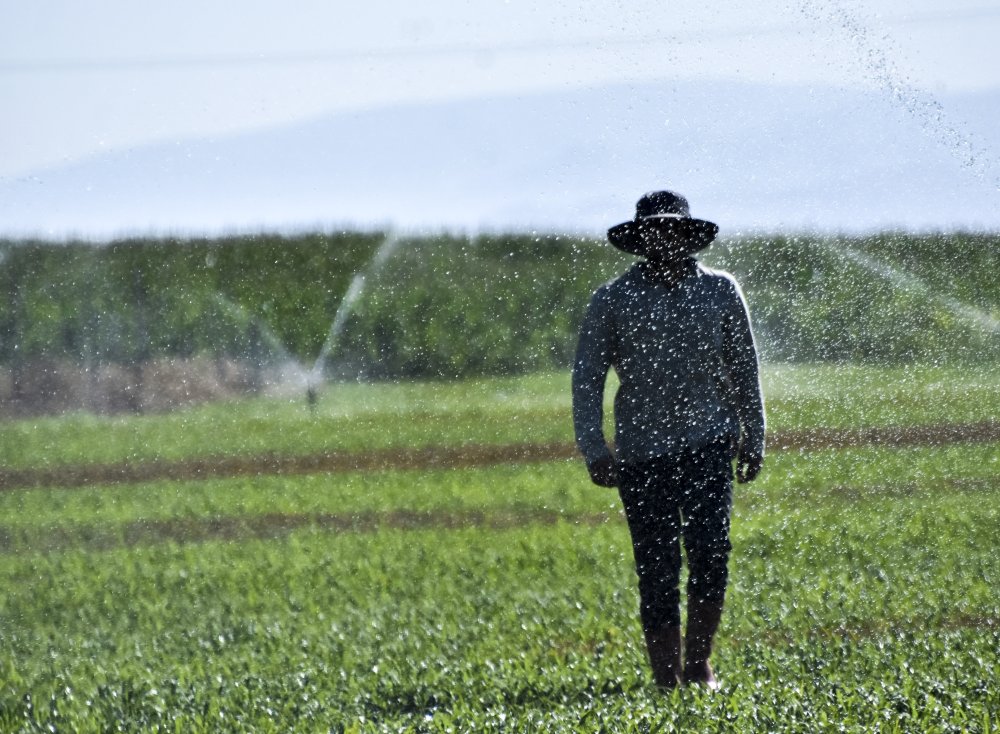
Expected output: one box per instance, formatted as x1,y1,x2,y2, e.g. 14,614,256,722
593,262,642,296
695,263,743,293
695,262,737,283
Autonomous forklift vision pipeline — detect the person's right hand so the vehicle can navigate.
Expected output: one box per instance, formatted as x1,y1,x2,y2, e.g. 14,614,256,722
736,449,764,484
586,455,618,488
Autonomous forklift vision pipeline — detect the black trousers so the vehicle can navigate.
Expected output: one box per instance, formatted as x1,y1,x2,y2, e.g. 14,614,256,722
617,440,734,633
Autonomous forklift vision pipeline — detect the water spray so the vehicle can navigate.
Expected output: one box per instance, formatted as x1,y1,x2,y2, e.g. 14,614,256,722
801,0,1000,192
815,240,1000,334
305,231,403,410
209,292,311,393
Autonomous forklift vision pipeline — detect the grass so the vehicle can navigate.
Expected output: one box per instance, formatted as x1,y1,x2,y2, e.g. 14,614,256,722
1,481,996,731
0,363,998,731
2,363,998,470
0,443,996,531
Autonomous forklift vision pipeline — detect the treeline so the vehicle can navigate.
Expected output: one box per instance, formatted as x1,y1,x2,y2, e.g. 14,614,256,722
1,231,998,379
706,233,1000,365
0,232,384,367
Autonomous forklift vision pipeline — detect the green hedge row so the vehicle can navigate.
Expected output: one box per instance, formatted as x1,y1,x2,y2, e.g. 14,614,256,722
0,232,384,365
1,231,997,378
706,233,1000,364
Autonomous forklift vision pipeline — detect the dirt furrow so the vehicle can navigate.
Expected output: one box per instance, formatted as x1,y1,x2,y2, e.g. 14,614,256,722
0,509,616,554
2,421,998,491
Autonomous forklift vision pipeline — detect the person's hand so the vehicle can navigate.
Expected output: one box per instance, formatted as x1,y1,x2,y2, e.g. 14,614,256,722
587,455,619,488
736,449,763,484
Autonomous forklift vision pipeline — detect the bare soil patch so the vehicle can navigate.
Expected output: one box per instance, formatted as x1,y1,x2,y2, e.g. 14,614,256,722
0,357,263,418
1,421,997,492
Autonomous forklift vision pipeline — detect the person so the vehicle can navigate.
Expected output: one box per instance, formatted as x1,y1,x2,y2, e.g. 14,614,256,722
572,190,765,690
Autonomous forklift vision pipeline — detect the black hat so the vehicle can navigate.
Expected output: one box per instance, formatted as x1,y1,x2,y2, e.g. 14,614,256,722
607,191,719,257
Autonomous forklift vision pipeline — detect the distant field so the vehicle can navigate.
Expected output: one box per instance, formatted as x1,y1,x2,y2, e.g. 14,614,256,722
1,364,998,731
2,363,998,472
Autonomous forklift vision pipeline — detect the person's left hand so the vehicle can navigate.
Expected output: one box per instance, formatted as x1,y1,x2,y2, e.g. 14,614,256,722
736,449,763,484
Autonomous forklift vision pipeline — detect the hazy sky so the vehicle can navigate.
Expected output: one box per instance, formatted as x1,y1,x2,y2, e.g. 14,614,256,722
2,0,999,180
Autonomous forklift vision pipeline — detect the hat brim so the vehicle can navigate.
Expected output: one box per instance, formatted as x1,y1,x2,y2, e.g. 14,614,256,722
607,217,719,257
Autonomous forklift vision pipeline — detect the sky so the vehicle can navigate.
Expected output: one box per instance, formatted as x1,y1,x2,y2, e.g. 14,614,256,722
3,0,1000,182
2,0,1000,239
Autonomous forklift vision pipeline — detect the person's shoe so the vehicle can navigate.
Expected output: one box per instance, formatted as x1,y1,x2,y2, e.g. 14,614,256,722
683,596,724,690
644,625,682,690
683,658,718,690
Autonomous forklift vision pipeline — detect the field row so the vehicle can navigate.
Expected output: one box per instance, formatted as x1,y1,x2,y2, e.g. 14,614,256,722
2,460,997,731
2,364,998,731
3,364,1000,470
1,442,997,530
4,419,999,491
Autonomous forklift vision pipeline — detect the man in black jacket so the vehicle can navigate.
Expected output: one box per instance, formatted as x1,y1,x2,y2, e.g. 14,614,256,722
572,191,765,689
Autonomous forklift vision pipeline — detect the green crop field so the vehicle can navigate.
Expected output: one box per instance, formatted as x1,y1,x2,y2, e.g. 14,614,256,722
2,363,998,471
1,364,998,732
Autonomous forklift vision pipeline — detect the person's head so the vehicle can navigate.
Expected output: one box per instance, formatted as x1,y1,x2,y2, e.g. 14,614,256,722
607,191,718,262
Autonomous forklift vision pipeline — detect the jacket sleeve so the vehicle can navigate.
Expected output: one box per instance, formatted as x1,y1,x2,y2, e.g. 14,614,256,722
572,287,615,464
721,279,766,457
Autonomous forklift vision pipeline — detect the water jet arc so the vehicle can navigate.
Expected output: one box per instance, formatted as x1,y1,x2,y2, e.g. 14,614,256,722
306,232,403,403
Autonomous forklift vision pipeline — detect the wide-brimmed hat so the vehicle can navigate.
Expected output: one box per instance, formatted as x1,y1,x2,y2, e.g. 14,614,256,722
607,191,719,257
